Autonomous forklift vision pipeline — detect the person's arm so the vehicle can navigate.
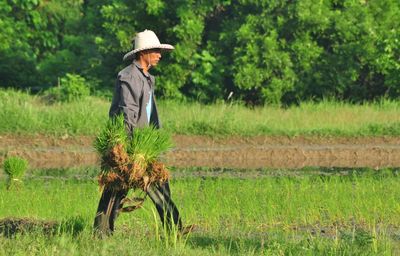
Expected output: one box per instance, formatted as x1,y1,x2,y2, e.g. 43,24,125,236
119,81,140,134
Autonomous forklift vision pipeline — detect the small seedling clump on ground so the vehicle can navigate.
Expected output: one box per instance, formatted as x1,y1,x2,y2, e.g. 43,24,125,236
3,156,28,190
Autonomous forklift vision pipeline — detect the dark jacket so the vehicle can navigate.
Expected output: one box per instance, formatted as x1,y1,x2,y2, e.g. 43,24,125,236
109,61,161,133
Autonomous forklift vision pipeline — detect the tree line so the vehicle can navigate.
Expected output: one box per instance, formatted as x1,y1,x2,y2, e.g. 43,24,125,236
1,0,399,105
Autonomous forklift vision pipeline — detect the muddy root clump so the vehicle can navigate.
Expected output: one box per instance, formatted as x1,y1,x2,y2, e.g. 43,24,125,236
99,144,170,192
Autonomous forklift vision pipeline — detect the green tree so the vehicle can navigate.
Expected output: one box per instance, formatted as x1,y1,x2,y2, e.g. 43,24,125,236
1,0,399,105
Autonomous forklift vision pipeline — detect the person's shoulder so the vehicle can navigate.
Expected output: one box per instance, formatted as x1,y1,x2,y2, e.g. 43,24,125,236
118,64,140,83
118,64,133,77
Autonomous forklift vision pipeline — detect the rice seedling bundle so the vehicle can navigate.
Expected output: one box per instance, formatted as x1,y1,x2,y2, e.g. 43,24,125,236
94,115,173,191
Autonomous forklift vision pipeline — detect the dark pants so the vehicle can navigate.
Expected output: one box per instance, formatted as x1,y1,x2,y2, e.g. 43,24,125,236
93,181,182,235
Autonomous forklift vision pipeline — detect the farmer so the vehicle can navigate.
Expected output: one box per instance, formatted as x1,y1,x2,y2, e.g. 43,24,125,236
93,29,192,235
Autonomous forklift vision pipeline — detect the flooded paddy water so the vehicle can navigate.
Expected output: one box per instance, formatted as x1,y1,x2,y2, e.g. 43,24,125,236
1,134,400,169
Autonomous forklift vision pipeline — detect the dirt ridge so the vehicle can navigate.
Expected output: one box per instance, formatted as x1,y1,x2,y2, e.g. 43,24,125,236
1,134,400,169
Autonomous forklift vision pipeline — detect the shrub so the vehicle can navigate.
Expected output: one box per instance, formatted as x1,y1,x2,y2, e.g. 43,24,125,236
43,73,90,103
60,73,90,101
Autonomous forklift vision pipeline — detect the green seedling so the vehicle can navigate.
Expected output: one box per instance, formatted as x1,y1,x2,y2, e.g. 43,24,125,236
3,156,28,190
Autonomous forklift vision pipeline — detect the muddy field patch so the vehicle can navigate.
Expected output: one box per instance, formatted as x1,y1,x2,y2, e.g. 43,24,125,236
1,134,400,169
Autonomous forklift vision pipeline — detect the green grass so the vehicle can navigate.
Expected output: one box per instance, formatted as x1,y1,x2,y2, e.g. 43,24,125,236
1,88,400,136
0,170,399,255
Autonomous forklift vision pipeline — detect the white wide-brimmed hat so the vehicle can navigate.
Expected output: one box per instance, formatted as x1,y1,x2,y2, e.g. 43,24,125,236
123,29,174,61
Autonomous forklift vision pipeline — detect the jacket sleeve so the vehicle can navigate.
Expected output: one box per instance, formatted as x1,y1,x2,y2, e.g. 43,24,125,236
119,81,140,134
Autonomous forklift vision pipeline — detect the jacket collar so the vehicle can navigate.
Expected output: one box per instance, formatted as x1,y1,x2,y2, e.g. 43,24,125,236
133,60,151,78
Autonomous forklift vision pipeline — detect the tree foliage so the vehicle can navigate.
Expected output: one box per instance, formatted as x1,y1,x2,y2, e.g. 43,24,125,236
0,0,399,105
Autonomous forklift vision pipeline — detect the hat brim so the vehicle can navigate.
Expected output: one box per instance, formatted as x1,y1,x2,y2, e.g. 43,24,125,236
123,44,174,61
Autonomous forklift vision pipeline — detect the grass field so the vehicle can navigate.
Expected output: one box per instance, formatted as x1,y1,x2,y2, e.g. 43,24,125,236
1,89,400,255
0,169,399,255
1,89,400,137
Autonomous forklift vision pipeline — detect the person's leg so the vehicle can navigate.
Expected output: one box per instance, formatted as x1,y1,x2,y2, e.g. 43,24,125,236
93,188,127,235
147,181,182,231
109,189,128,231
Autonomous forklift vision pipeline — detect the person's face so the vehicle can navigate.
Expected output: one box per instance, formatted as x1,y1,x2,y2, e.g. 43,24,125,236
141,49,162,67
